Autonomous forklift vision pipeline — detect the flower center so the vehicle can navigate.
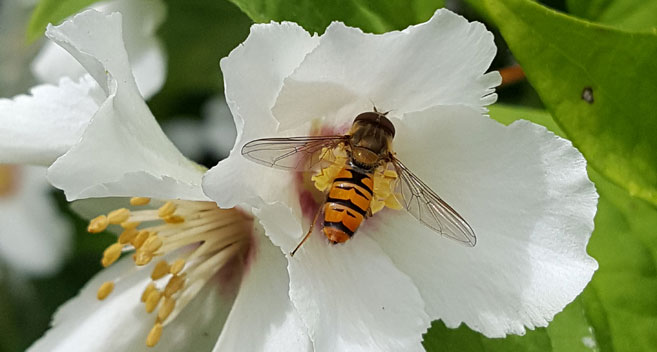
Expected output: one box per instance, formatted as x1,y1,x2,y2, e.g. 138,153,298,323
88,198,253,347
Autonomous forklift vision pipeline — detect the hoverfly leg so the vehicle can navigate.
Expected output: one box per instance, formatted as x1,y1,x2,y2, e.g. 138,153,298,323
290,203,324,257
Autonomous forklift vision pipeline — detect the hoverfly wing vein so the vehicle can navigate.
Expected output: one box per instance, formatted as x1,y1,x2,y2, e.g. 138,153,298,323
241,136,348,172
391,158,476,247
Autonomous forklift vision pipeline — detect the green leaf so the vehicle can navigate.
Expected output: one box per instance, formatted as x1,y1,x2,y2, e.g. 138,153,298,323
476,0,657,207
423,105,657,351
26,0,101,42
225,0,444,34
566,0,657,31
580,171,657,352
488,104,564,137
423,298,598,352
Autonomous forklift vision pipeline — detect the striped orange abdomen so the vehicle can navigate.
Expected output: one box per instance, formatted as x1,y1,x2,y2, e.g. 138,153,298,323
323,166,374,243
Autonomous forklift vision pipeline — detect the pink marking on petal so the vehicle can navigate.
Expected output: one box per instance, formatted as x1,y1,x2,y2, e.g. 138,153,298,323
215,255,244,297
212,207,256,295
298,189,319,220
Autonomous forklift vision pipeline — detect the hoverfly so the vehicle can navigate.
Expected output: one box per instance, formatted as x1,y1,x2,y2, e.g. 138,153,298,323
241,109,476,256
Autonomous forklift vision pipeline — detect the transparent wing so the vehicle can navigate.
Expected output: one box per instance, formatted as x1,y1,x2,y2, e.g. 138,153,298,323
241,136,349,171
391,157,477,246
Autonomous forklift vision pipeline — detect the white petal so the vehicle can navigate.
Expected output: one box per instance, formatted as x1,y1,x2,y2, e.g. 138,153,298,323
43,10,205,201
286,229,430,352
0,166,71,276
204,22,319,207
31,0,167,99
28,256,151,352
220,21,318,147
29,255,234,352
373,106,598,337
104,0,167,99
213,224,311,351
0,76,101,166
274,9,501,131
31,45,87,92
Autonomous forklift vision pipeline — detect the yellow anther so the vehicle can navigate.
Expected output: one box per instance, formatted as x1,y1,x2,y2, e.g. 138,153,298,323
371,168,403,214
131,230,150,248
118,228,138,244
158,201,176,218
134,250,154,266
383,169,398,178
87,215,109,233
101,243,123,267
107,208,130,224
97,281,114,300
163,215,185,224
145,290,162,313
157,297,176,321
141,283,156,302
169,259,185,275
151,260,170,280
385,194,403,210
146,323,163,347
120,221,140,230
312,153,348,192
130,197,151,206
142,235,163,253
164,275,185,297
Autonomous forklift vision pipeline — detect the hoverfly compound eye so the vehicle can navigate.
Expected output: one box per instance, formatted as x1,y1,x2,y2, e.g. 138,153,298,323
354,111,396,137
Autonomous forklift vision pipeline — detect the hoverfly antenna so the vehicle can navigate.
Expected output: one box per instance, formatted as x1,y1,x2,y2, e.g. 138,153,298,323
371,104,392,116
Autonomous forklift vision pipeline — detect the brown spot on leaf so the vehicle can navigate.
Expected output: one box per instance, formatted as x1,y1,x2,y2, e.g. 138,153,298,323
582,87,594,104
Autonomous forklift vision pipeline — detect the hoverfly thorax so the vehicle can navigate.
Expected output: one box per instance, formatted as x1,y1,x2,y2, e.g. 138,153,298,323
348,111,395,170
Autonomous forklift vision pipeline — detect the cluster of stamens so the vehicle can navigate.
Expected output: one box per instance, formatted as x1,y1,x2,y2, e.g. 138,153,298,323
88,197,252,347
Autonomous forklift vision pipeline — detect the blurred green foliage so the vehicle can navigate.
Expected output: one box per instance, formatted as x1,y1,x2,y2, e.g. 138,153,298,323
5,0,657,351
227,0,444,34
566,0,657,31
26,0,100,42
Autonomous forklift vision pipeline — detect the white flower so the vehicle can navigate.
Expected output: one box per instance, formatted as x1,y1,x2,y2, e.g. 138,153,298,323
0,0,167,277
1,10,309,351
31,0,167,99
0,165,71,277
0,0,73,278
204,9,599,350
